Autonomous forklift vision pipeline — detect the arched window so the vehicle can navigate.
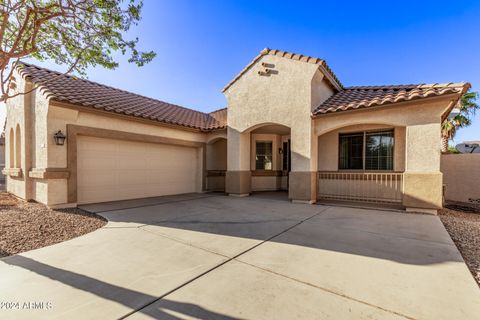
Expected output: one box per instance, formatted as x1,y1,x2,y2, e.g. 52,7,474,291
15,125,21,169
9,128,14,168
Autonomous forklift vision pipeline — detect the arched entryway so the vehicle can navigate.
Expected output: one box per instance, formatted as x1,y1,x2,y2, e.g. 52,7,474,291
250,124,291,192
225,123,291,196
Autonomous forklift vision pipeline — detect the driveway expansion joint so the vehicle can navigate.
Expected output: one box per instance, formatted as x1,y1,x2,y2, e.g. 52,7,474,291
120,206,331,319
80,194,221,214
235,259,417,320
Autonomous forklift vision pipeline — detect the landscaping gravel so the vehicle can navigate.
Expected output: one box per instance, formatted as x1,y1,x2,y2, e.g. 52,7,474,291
0,192,106,258
439,207,480,287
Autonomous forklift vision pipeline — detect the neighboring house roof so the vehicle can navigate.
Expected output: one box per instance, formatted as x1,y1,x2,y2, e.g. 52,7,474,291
17,62,227,131
223,48,343,92
313,83,470,115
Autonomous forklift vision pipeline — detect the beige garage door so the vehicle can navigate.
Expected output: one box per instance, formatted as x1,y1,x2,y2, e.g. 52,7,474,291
77,136,200,204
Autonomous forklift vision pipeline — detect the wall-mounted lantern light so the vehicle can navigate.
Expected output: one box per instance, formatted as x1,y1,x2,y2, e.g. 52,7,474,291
53,130,66,146
278,148,283,154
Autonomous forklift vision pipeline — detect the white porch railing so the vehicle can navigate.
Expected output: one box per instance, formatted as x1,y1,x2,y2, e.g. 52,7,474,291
318,172,404,204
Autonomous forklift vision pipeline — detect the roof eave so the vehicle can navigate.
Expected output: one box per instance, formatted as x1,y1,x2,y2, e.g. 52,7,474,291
317,63,342,91
311,92,465,118
440,82,471,123
50,99,209,133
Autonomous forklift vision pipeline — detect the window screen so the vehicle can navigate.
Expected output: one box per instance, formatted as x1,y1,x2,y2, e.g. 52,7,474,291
365,131,394,170
338,130,394,170
339,133,363,170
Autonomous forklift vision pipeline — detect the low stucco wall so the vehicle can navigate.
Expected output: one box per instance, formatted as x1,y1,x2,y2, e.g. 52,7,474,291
206,138,227,171
251,176,286,191
441,154,480,203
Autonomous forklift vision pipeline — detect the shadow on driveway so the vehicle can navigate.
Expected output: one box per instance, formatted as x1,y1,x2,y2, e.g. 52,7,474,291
3,255,240,320
90,193,462,266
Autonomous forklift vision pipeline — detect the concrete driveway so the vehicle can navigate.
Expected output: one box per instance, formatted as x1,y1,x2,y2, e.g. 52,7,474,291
0,193,479,320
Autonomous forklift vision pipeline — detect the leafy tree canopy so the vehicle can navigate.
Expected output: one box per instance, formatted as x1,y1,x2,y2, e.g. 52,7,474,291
0,0,155,101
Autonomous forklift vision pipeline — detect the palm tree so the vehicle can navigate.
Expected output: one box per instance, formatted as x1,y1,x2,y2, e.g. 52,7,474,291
441,90,479,152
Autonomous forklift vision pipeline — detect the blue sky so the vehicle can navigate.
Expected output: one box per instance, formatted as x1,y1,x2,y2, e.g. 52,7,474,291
2,0,479,143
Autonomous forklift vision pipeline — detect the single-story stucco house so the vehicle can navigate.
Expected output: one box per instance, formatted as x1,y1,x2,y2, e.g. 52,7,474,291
1,48,470,213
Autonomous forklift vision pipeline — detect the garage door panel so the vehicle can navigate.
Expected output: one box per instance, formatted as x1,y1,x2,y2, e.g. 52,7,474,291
77,156,116,172
77,136,199,204
78,171,119,187
80,137,117,152
78,186,115,202
117,171,149,185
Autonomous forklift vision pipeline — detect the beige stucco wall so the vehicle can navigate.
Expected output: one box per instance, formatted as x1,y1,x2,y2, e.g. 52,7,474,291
311,70,335,112
441,154,480,203
251,176,284,191
224,55,334,173
206,138,227,171
4,74,34,199
317,124,406,172
3,71,71,205
224,54,336,200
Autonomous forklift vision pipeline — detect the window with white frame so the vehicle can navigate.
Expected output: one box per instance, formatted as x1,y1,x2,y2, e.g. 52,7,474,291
339,130,394,170
255,141,273,170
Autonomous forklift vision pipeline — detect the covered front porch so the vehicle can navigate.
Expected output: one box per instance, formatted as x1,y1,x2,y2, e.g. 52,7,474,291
217,48,461,213
220,109,445,213
312,99,446,213
317,124,406,207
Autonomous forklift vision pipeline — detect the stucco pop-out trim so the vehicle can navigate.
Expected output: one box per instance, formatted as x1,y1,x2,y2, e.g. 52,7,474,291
29,168,70,179
2,168,23,178
66,124,207,204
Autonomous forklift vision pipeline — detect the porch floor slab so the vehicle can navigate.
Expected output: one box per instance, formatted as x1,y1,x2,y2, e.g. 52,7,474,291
1,194,479,319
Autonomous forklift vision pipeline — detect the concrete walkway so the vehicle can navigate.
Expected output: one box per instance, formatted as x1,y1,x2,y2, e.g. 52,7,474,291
0,193,479,319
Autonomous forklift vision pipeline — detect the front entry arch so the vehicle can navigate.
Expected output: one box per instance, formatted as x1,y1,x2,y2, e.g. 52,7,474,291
226,123,291,196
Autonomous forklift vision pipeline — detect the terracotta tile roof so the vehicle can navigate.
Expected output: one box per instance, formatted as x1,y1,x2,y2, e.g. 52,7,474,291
205,108,227,130
313,83,470,115
17,62,227,131
223,48,343,92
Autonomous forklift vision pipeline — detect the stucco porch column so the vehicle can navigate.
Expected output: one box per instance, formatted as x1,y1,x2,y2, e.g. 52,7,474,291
226,127,251,196
288,124,318,204
402,123,443,213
